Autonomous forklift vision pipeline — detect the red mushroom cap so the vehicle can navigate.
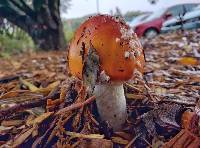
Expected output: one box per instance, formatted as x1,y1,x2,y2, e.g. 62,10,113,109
68,15,145,82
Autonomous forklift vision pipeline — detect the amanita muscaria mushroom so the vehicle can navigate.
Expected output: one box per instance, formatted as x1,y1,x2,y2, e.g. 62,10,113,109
68,15,145,131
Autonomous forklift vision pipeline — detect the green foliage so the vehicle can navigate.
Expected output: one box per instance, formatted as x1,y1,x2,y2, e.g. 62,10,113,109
63,16,87,43
64,29,74,43
0,0,69,50
0,27,35,55
63,21,74,43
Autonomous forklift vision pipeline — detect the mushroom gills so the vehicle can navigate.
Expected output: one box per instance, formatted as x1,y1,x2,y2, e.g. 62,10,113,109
94,84,127,131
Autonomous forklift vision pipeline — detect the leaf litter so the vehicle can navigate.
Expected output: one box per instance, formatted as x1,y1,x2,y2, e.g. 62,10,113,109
0,30,200,147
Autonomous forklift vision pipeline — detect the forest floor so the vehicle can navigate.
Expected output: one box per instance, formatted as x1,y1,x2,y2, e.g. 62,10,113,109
0,30,200,147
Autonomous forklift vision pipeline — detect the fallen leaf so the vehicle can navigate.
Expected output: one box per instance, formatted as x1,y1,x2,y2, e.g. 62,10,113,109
12,126,35,147
1,120,24,127
20,79,60,95
0,90,29,100
154,87,167,96
163,130,200,148
20,78,38,92
111,136,129,145
27,112,53,126
178,57,198,65
65,131,104,139
152,137,164,148
78,139,113,148
126,94,144,100
0,126,14,133
114,132,132,141
10,60,21,69
37,81,60,94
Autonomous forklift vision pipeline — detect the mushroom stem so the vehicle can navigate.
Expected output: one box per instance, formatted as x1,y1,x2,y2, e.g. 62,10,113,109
94,84,127,131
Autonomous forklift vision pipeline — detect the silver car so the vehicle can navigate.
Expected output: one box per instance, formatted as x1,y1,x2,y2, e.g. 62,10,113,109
161,5,200,32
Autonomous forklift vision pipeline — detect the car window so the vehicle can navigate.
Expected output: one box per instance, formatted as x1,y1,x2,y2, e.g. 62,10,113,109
128,14,150,26
193,5,200,11
145,8,167,21
184,4,198,12
131,15,148,23
167,5,184,17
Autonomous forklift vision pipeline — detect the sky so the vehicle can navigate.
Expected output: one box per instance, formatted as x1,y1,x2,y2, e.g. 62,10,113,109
62,0,200,19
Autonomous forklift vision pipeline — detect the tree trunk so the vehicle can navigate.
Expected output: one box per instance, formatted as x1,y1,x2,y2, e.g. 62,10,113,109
28,23,65,50
0,0,66,50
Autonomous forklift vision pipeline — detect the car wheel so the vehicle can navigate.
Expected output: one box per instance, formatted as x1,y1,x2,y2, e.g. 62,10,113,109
144,29,158,38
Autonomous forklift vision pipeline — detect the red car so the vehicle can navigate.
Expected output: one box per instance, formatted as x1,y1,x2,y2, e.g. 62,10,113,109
134,3,198,38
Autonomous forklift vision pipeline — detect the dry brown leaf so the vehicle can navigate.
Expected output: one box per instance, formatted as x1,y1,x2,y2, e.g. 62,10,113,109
126,94,144,100
78,139,113,148
37,81,60,94
111,136,129,145
114,132,133,141
72,112,82,131
65,131,104,139
1,120,24,127
20,78,38,92
125,134,141,148
26,112,53,126
163,130,200,148
20,79,60,95
178,57,198,65
10,60,22,69
154,87,167,96
0,126,14,133
0,90,29,100
11,126,36,147
151,137,164,148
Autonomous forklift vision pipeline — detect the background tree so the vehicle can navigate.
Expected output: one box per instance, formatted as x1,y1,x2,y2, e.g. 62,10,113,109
114,7,122,17
0,0,70,50
148,0,159,4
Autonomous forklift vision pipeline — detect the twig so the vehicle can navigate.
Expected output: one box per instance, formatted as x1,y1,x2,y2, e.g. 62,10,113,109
64,131,104,139
142,138,153,148
0,92,59,120
56,96,96,115
0,90,31,100
136,77,160,102
0,98,45,120
160,97,196,106
124,83,142,93
125,134,141,148
0,78,77,120
32,116,59,147
0,75,19,84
